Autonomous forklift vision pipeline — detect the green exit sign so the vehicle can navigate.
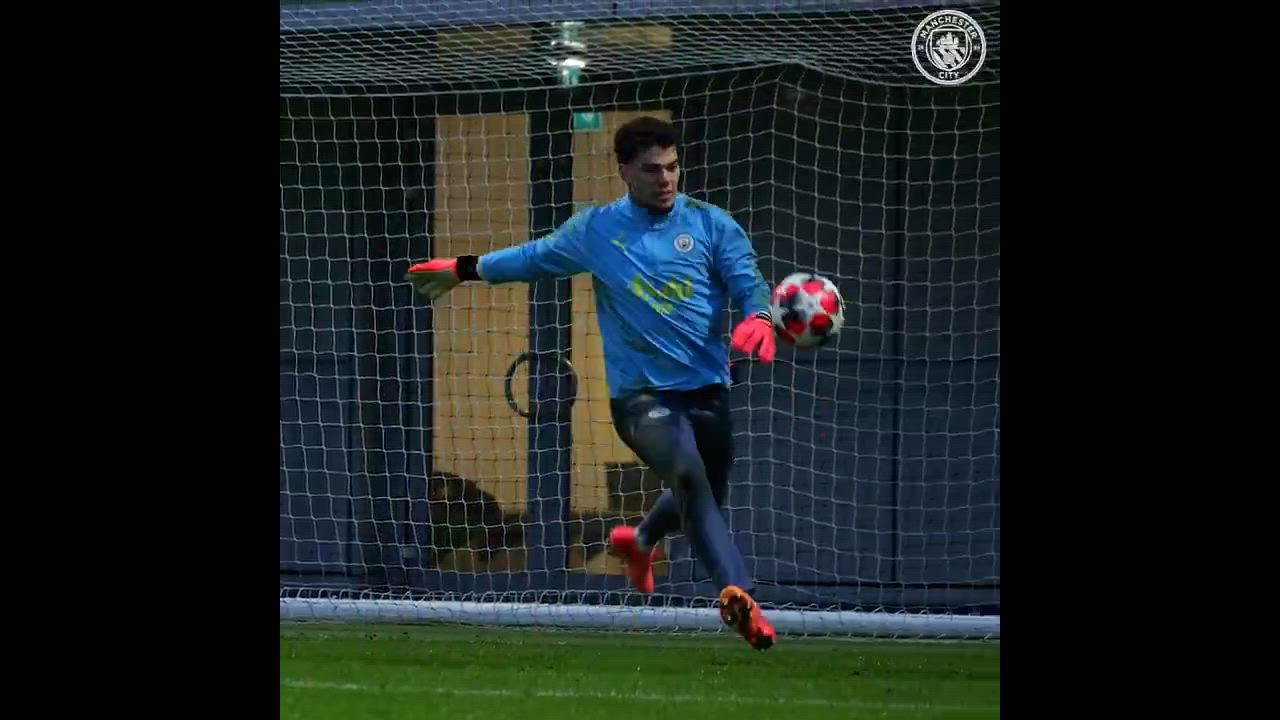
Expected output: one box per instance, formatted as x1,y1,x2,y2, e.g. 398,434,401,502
573,112,603,131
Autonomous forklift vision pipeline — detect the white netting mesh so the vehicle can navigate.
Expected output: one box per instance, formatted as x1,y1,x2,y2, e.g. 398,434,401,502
280,0,999,637
281,2,1000,90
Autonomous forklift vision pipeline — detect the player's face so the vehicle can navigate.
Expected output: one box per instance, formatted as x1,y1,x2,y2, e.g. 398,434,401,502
621,145,680,212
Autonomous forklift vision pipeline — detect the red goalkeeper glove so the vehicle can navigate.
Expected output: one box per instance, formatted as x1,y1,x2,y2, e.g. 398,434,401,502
731,312,775,364
405,256,480,301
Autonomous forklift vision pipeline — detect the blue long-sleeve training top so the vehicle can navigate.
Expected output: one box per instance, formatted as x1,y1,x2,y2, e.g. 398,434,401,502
478,193,771,399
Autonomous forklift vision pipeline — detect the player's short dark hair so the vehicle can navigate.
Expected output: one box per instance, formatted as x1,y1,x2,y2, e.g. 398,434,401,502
614,116,680,165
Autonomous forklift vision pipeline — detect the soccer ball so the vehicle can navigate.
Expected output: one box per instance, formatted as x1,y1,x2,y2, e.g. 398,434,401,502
769,272,845,348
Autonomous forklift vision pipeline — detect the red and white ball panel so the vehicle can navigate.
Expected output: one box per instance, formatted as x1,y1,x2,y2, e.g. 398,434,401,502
769,272,846,348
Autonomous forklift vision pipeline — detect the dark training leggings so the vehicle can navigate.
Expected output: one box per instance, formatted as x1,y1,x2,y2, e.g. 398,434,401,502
610,385,752,593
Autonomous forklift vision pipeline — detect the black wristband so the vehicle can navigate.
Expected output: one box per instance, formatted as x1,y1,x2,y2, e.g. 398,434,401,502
753,310,772,323
455,255,481,281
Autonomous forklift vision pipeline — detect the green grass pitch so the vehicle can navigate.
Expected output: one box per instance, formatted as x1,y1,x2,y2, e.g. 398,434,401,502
281,622,999,719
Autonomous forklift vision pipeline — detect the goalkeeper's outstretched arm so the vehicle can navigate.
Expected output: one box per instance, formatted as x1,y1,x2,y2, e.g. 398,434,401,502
406,210,593,301
716,214,776,364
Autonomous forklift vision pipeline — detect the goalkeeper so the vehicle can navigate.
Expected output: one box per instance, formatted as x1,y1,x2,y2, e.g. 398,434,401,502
407,116,775,650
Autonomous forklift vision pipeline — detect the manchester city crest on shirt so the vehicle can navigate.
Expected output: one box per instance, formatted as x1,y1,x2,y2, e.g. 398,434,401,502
673,233,694,253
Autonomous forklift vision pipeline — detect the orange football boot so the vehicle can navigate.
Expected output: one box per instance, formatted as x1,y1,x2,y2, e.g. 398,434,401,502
719,585,776,650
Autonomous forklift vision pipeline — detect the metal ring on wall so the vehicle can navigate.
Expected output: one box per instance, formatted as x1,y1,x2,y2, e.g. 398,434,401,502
504,351,579,419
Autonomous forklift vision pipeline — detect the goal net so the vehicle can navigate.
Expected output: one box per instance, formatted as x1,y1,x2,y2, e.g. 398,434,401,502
280,0,1000,638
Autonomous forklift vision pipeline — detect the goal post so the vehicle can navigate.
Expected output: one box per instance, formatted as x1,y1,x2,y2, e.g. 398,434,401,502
280,0,1000,639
